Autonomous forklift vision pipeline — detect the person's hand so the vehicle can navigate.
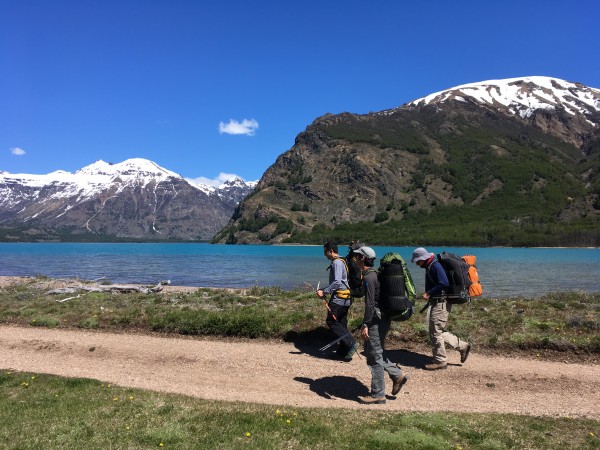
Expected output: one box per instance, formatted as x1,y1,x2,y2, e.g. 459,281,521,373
316,289,324,298
361,325,369,341
421,292,430,300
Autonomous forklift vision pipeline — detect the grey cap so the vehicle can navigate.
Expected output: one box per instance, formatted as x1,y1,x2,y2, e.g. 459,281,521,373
411,247,433,263
355,246,376,259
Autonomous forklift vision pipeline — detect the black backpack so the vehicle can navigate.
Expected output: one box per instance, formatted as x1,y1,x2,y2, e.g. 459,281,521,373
435,252,472,304
345,243,366,298
378,257,414,321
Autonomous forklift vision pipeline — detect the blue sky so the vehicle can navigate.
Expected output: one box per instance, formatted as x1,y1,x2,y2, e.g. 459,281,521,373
2,1,599,185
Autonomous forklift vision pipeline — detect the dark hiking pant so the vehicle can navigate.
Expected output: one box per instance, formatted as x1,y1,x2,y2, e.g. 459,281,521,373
326,300,355,351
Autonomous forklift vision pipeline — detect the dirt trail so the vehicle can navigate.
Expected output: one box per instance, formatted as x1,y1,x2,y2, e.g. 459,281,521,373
1,324,599,419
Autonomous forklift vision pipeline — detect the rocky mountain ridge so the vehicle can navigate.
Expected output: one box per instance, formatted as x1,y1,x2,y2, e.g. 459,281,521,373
0,158,256,241
214,76,600,246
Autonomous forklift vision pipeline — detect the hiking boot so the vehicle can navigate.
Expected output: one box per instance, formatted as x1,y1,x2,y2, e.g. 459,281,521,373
391,375,409,396
359,396,386,405
424,362,447,371
460,343,472,364
344,343,359,361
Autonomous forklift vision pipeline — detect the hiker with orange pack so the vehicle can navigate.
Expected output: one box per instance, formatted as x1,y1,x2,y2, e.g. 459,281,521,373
411,247,472,370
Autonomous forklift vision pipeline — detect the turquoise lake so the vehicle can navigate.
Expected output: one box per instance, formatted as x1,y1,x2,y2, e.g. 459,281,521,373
0,243,598,298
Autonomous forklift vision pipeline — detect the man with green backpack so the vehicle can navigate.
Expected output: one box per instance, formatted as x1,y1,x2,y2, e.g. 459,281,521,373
356,246,409,404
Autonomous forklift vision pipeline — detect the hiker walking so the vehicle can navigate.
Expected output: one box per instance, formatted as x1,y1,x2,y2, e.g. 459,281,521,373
411,247,471,370
316,241,359,361
356,246,408,404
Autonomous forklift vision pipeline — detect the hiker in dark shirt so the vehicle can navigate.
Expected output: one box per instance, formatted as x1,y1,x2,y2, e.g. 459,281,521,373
316,241,359,361
412,247,471,370
356,246,408,404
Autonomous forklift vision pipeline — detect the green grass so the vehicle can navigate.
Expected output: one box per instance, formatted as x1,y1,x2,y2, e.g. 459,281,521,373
1,278,599,358
0,371,598,450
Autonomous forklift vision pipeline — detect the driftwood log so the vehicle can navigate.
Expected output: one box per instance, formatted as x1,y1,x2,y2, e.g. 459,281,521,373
48,280,171,300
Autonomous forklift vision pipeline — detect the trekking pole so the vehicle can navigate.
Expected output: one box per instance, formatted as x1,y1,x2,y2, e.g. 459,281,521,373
316,280,338,321
319,324,362,352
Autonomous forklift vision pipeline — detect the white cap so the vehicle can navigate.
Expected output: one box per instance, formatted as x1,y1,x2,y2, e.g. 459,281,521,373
411,247,433,263
356,246,376,259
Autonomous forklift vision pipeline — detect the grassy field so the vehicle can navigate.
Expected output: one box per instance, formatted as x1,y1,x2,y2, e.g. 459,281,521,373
1,277,598,359
1,371,599,450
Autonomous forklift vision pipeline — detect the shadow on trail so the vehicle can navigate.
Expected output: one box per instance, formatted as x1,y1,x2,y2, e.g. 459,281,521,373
385,348,432,369
286,329,434,369
294,376,368,402
285,328,341,360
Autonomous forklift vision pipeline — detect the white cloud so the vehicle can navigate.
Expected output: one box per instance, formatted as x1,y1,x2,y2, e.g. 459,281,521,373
188,172,243,188
10,147,26,156
218,118,259,136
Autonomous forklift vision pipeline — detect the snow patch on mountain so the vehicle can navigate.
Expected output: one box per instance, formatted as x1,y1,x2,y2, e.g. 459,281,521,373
406,76,600,125
0,158,256,209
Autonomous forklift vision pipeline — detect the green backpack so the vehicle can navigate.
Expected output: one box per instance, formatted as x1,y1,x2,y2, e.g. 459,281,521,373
378,252,416,321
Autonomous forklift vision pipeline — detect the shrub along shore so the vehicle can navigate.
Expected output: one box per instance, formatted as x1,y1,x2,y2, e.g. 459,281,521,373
1,276,598,360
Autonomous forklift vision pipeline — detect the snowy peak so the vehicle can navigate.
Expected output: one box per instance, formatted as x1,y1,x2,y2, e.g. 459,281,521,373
0,158,182,188
408,76,600,124
76,158,181,179
218,176,257,190
214,177,257,207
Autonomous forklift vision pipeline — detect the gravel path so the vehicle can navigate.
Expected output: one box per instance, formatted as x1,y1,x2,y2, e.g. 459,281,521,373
1,324,599,419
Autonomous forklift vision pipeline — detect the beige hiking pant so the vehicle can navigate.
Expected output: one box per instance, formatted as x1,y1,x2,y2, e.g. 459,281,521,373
426,301,468,363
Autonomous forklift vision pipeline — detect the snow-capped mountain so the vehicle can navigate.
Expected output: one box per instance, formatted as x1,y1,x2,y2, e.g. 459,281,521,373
409,77,600,119
216,177,258,206
408,76,600,121
217,76,600,245
0,158,256,241
402,76,600,150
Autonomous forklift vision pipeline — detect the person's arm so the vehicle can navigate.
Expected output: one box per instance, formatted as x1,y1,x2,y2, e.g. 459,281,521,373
427,262,449,297
362,272,376,326
323,259,344,295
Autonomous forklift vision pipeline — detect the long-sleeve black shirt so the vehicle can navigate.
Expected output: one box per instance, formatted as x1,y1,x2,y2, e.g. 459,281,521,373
362,269,380,326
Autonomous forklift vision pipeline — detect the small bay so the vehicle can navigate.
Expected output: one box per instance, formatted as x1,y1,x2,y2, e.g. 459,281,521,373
0,243,598,298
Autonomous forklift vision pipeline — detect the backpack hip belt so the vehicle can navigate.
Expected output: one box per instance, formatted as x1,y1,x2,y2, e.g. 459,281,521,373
334,289,351,299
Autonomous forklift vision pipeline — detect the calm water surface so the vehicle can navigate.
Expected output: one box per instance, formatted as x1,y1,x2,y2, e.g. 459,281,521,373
0,243,598,298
